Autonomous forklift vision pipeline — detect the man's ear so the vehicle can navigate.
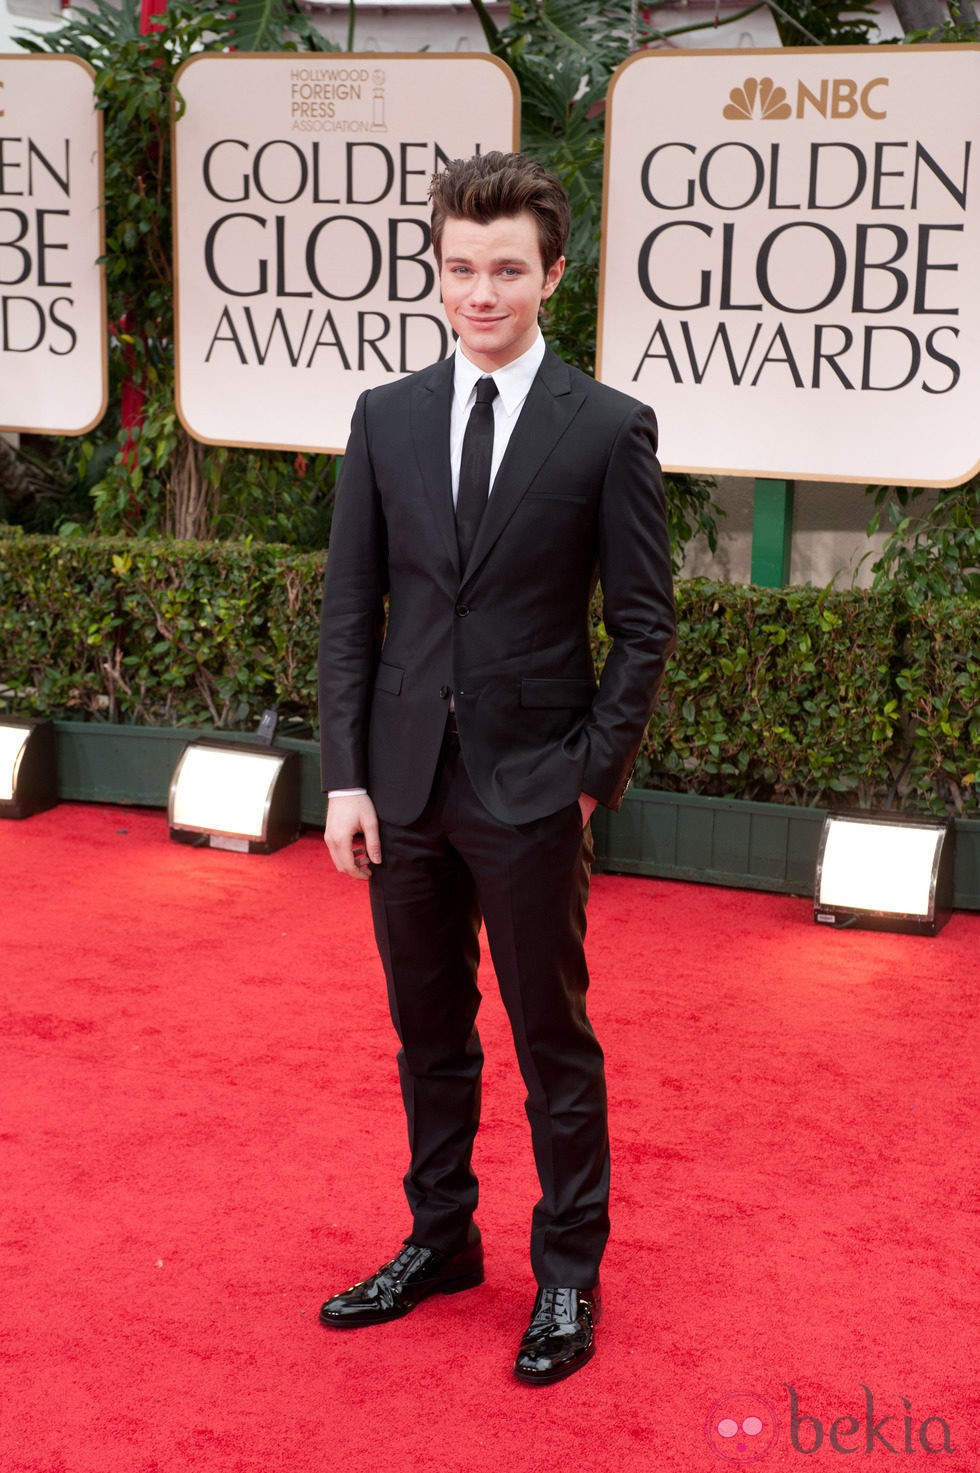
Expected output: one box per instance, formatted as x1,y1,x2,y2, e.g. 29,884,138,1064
542,255,565,299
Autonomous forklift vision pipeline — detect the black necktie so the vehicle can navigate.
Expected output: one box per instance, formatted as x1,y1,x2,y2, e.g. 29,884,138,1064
455,376,498,569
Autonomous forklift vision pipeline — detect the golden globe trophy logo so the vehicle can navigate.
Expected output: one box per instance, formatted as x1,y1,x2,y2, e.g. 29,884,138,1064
0,54,106,436
172,53,518,454
597,47,980,487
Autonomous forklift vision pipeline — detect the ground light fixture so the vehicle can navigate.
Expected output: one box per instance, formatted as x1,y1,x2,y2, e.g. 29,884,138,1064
814,811,955,936
168,727,301,855
0,718,58,819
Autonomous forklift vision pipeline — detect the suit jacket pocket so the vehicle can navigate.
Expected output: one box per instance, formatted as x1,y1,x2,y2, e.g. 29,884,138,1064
520,677,596,709
374,661,404,696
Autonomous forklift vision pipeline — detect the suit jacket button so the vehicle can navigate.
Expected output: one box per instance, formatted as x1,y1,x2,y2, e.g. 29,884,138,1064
439,686,451,699
455,603,470,618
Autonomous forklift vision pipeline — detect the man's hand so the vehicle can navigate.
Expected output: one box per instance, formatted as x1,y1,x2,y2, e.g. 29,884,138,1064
578,792,598,828
324,793,382,879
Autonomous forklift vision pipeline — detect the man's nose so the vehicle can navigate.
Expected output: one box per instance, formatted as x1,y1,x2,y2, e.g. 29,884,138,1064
468,274,496,303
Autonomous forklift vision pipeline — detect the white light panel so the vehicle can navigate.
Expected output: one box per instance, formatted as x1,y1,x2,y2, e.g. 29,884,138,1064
170,744,284,845
0,724,30,804
817,817,944,919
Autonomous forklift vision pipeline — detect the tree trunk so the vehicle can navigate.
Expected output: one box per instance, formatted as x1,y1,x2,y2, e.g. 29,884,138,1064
0,434,32,510
892,0,948,31
166,429,216,539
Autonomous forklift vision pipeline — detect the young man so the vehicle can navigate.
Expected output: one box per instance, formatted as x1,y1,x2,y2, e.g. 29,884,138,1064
317,152,675,1385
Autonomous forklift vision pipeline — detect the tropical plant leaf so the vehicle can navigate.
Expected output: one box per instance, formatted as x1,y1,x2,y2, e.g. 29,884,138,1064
227,0,283,51
225,0,335,51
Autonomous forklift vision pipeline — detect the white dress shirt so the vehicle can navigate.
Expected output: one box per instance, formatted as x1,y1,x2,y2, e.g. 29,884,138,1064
450,332,546,504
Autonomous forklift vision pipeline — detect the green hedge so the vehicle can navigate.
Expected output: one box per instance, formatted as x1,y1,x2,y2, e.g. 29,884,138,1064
632,582,901,807
898,600,980,814
0,534,324,729
2,534,977,815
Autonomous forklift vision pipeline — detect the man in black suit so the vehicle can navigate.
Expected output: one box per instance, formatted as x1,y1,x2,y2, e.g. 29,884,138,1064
317,152,674,1384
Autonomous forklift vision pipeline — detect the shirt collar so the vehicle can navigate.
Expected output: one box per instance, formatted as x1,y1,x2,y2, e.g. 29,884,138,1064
453,332,546,415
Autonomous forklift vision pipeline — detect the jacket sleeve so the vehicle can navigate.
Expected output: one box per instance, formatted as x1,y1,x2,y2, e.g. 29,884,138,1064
581,401,676,810
317,390,389,793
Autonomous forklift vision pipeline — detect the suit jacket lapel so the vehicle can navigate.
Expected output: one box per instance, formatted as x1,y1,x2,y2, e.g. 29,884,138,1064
462,348,583,584
410,356,459,575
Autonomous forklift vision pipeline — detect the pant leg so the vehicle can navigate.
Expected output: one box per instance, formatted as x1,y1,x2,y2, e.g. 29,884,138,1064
369,739,609,1285
447,757,610,1290
368,752,485,1254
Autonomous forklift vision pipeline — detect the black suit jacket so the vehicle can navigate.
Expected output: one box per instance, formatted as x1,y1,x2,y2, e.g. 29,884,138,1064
318,346,675,827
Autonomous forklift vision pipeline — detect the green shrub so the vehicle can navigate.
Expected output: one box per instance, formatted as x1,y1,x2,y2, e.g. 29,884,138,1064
636,581,901,808
0,535,323,728
896,600,980,814
2,535,975,816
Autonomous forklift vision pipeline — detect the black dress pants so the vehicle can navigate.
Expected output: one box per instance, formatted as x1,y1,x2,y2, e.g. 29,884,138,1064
368,734,610,1289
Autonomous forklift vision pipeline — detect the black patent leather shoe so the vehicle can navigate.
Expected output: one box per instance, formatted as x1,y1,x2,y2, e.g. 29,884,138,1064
318,1240,485,1328
513,1284,602,1385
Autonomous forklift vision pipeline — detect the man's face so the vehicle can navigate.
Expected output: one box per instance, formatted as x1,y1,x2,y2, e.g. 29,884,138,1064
438,210,564,373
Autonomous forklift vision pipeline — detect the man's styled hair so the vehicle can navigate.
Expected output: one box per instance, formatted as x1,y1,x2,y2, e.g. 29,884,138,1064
428,151,570,272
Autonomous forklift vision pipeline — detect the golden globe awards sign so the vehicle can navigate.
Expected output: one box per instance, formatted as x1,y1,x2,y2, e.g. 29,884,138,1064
0,55,106,435
173,54,518,453
598,47,980,487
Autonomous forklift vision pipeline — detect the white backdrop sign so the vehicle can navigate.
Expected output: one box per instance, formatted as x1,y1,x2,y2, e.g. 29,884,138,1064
0,55,106,435
598,47,980,486
173,53,518,453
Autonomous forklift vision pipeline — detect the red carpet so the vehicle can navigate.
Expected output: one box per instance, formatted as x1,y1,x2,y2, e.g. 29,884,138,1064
1,803,978,1472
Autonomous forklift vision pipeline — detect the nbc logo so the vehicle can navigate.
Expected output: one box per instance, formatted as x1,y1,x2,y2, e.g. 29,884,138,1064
723,77,791,121
723,74,889,121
